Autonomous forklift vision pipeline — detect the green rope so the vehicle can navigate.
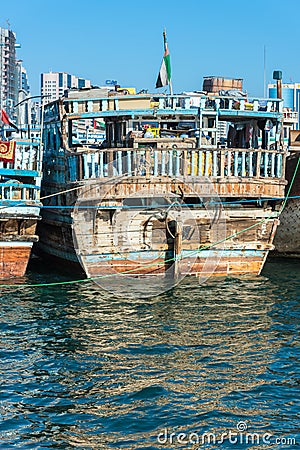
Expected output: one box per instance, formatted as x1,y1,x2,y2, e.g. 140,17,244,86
1,156,300,290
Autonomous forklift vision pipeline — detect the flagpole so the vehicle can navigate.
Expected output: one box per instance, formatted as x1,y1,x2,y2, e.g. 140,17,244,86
156,29,172,93
163,29,173,95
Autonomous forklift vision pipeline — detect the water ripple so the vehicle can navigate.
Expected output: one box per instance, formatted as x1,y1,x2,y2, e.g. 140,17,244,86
0,259,299,448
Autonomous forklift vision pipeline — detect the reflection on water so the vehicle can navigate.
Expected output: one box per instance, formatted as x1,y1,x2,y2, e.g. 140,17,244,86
0,259,299,448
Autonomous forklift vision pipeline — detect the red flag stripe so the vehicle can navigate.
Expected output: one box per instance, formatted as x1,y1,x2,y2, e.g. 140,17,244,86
1,109,10,125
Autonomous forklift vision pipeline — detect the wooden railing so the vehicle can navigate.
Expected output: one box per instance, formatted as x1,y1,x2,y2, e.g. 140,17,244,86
283,110,298,122
0,142,42,172
0,183,40,201
63,94,283,117
68,147,285,181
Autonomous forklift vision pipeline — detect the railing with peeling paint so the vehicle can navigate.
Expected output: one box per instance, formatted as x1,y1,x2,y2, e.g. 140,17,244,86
62,94,283,117
0,183,40,202
68,147,284,181
0,142,42,173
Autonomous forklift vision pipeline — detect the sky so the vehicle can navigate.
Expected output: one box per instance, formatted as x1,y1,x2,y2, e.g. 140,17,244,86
1,0,300,97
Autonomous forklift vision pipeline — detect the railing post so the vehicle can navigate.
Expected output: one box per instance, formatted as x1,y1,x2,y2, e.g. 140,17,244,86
256,151,261,178
191,150,195,176
91,153,96,178
168,150,173,176
108,150,114,177
213,150,218,176
133,151,138,176
83,154,89,179
264,152,268,177
220,150,225,177
127,150,132,175
99,151,104,178
249,152,254,177
205,151,210,176
276,153,283,178
154,150,158,176
242,152,246,176
102,100,108,111
271,152,275,177
227,151,232,176
234,151,239,176
145,148,150,176
117,150,123,175
175,150,180,176
198,150,203,176
183,150,188,176
161,151,166,176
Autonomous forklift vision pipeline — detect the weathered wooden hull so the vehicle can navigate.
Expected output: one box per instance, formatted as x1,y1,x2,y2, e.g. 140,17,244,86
76,225,278,279
0,207,40,279
84,251,271,278
37,200,279,280
0,243,33,278
273,153,300,257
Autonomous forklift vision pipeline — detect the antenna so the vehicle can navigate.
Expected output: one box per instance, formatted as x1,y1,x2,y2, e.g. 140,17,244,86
263,45,266,97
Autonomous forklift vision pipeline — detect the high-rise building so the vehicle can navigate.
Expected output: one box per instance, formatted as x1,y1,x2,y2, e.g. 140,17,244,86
16,60,31,127
17,61,30,94
0,27,19,120
0,27,33,131
41,72,91,103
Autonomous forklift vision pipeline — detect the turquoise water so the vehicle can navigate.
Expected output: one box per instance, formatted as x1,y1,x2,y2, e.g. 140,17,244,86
0,259,299,449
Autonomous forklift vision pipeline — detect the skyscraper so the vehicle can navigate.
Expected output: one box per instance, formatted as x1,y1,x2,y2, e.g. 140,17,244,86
41,72,91,103
0,27,19,121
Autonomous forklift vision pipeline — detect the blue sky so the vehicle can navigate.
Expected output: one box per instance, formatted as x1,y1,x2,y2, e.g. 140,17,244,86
2,0,300,97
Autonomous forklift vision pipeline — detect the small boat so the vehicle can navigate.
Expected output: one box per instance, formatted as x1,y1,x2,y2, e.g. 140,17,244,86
0,139,42,278
37,82,287,294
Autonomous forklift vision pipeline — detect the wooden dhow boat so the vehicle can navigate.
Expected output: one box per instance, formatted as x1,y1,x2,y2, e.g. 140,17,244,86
37,85,287,290
0,139,42,278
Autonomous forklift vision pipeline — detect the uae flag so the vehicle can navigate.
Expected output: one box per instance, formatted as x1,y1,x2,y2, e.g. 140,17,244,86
1,109,19,132
156,30,171,89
